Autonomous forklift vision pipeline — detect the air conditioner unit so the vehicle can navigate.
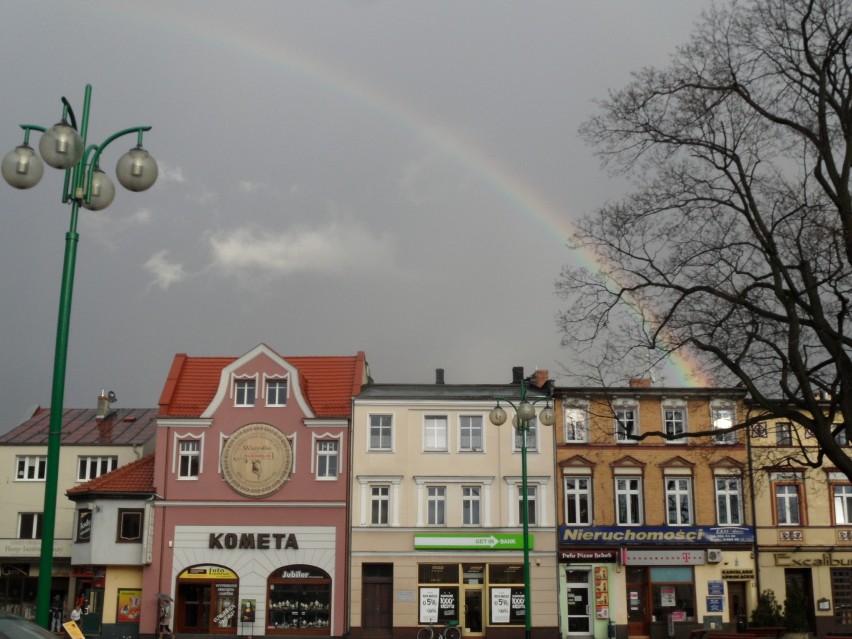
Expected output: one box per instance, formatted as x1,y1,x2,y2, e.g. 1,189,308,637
706,549,723,563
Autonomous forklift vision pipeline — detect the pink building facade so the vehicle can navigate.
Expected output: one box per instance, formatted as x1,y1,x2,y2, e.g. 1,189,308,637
140,344,369,638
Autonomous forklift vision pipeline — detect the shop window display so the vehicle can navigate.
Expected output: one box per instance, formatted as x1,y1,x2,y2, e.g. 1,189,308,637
267,565,331,634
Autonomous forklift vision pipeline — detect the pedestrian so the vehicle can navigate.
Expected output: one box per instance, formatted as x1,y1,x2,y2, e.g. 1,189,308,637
70,604,82,625
50,595,63,632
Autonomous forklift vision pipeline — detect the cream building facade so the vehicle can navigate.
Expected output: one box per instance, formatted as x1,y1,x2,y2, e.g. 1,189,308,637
0,398,157,631
349,369,559,639
748,413,852,637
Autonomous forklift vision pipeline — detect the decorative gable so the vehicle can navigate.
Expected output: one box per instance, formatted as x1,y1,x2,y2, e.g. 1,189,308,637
201,344,314,418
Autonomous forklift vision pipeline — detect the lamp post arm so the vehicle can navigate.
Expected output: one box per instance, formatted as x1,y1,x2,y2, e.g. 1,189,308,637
83,126,151,202
17,125,47,143
89,125,153,167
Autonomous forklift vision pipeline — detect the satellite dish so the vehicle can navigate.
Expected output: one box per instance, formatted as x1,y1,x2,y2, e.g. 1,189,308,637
107,390,117,403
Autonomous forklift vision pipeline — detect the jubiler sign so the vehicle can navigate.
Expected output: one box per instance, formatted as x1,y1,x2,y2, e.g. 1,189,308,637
559,525,754,545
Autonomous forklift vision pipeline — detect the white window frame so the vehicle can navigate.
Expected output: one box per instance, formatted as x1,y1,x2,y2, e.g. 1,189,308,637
614,401,639,443
427,486,447,526
665,476,694,526
369,414,393,451
564,403,589,444
517,484,538,526
564,476,592,525
370,485,390,525
459,415,484,452
711,402,737,444
177,437,202,479
316,439,339,480
423,415,449,452
233,377,257,407
513,419,539,452
775,483,802,526
715,476,744,525
18,512,42,539
662,402,687,442
265,376,288,407
505,477,549,527
615,477,643,525
16,455,47,481
462,485,482,526
834,484,852,525
77,456,118,482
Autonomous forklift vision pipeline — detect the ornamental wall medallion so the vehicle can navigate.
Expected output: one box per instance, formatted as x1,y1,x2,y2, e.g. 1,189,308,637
220,423,293,497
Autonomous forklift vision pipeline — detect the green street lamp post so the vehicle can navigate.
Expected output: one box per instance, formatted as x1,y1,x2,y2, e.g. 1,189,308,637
2,84,157,628
488,374,555,639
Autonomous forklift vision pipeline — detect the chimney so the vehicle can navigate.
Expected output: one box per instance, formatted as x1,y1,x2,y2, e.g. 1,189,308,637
629,378,653,388
512,367,524,384
532,370,549,389
436,369,445,385
96,389,110,419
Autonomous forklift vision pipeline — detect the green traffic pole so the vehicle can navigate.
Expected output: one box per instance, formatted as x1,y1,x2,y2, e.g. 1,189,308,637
519,380,532,639
35,85,91,629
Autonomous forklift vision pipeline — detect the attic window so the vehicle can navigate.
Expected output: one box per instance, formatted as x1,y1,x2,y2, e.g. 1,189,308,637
265,377,288,407
234,379,256,407
78,456,118,482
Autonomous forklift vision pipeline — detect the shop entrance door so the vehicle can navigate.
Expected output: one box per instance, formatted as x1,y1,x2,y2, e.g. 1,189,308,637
463,588,484,637
784,568,816,633
727,582,747,630
177,583,211,633
362,563,393,637
626,567,650,637
80,588,103,637
565,569,592,636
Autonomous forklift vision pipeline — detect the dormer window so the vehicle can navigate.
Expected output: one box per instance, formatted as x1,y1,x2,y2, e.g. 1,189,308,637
266,378,288,407
235,379,256,407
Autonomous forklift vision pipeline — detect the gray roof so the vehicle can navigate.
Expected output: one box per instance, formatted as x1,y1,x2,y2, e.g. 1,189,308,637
0,407,158,446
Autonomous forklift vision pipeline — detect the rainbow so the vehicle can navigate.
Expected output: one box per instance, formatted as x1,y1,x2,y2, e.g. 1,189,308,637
107,6,709,386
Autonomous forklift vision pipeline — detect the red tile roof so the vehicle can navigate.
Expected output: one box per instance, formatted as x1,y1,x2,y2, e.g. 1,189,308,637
0,408,158,445
67,454,155,496
158,347,369,419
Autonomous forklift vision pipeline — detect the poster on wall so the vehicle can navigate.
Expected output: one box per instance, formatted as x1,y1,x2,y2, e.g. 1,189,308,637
116,589,141,623
420,587,439,623
241,600,256,623
439,588,457,620
214,583,237,628
491,588,511,624
594,566,609,619
509,588,526,624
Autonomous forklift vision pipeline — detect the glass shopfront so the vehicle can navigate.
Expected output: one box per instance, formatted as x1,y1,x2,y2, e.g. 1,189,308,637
417,563,526,632
267,565,331,634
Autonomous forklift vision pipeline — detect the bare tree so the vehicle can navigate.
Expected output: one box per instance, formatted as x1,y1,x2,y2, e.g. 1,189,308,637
556,0,852,479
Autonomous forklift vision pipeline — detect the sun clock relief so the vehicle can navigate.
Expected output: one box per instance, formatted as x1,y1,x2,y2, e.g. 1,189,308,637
220,423,294,498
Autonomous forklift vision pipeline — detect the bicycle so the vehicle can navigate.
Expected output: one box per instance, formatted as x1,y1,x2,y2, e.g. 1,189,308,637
417,620,461,639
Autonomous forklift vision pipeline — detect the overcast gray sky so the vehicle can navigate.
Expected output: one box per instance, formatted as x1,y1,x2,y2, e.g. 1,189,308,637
0,1,709,430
